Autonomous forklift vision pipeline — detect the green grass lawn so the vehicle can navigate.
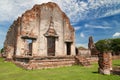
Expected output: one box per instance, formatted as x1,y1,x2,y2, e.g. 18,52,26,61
0,58,120,80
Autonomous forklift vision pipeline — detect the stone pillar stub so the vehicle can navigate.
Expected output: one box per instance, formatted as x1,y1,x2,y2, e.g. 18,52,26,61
98,52,112,75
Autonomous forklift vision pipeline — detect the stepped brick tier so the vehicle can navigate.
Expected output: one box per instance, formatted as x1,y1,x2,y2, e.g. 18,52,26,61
98,52,112,75
3,2,90,69
14,56,76,69
14,56,90,70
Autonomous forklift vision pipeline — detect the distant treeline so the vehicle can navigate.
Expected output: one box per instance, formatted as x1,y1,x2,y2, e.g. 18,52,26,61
0,48,4,53
95,38,120,55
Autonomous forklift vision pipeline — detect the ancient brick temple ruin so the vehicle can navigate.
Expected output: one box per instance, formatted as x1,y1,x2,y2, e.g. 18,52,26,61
4,2,78,69
88,36,98,56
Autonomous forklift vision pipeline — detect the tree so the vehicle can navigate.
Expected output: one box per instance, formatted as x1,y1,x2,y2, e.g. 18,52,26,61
111,38,120,55
95,38,120,55
78,46,87,50
0,48,4,53
95,39,111,53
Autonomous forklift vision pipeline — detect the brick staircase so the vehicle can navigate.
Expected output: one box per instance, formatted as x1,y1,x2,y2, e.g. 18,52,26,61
86,57,98,63
75,56,91,66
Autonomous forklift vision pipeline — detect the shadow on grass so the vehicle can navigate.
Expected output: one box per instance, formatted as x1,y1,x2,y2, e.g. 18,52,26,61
92,71,98,74
114,64,120,66
92,71,120,76
111,69,120,75
111,66,120,75
111,71,120,75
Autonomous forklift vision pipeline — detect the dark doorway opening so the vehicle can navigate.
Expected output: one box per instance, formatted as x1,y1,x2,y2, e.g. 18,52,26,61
25,39,32,56
66,42,71,55
75,47,79,55
47,37,55,56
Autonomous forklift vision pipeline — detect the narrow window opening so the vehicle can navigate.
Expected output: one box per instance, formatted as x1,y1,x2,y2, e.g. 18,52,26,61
24,39,32,56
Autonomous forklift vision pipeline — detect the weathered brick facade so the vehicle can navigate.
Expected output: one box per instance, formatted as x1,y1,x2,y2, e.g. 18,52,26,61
4,2,76,59
3,2,92,69
3,2,78,69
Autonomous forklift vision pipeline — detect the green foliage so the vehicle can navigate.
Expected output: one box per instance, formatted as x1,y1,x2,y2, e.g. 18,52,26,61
78,46,87,50
111,38,120,55
0,58,120,80
95,39,111,52
95,38,120,54
0,48,4,53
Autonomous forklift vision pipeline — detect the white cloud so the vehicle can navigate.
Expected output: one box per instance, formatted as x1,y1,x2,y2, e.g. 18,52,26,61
0,31,6,36
74,26,81,31
0,0,120,23
113,32,120,37
76,43,88,48
0,0,52,22
85,24,111,29
59,0,120,22
80,32,85,38
103,9,120,18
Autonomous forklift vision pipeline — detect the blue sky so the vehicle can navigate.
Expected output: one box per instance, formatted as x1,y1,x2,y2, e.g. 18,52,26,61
0,0,120,49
